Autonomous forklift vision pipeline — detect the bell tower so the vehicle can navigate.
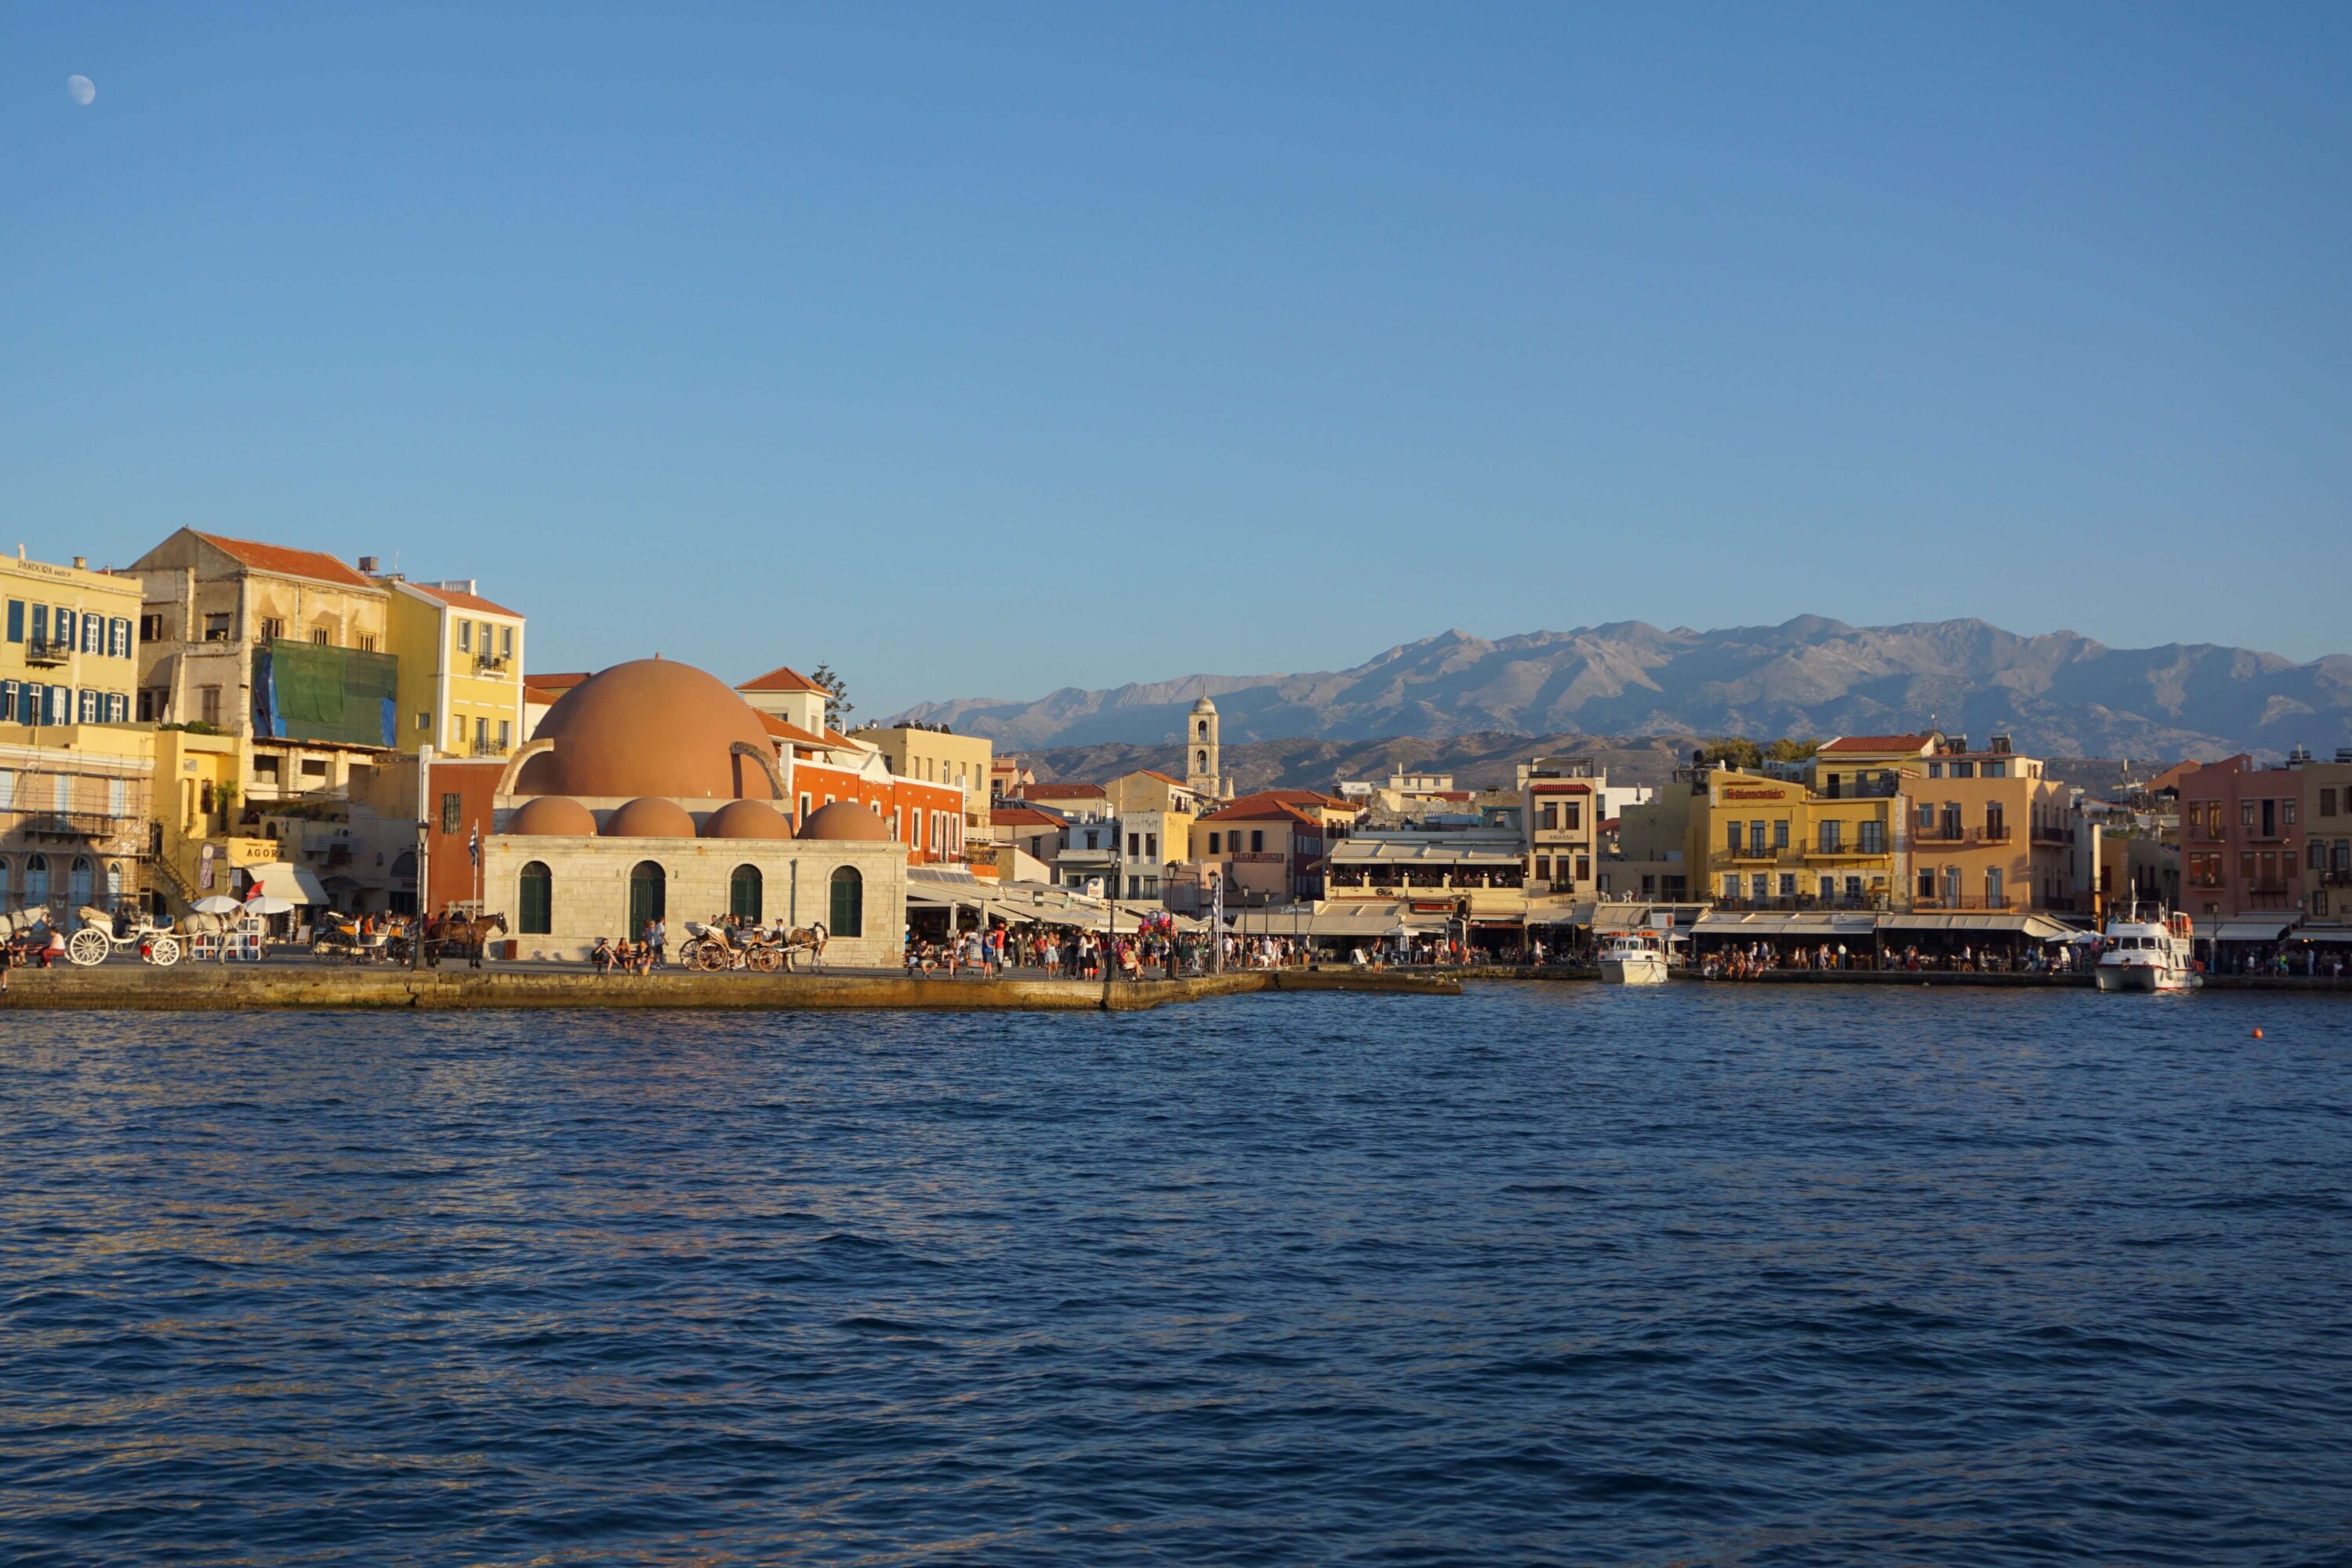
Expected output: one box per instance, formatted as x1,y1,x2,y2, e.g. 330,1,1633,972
1185,695,1221,800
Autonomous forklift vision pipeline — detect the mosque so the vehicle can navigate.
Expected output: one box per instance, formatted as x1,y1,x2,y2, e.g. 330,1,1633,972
482,658,908,964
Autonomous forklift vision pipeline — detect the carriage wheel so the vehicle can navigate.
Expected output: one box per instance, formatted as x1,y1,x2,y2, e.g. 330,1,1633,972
313,940,336,959
147,936,181,967
749,945,781,973
697,943,728,972
67,927,110,967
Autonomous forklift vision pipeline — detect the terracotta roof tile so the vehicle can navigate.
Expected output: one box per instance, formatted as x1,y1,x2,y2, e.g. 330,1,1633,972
739,664,826,693
193,532,378,590
990,806,1065,829
1201,800,1320,826
1820,733,1936,754
757,713,835,749
1025,782,1107,799
408,582,522,619
526,671,590,692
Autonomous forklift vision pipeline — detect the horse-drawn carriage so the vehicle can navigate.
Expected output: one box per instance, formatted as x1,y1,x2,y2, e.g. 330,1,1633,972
312,913,397,964
398,912,506,968
678,920,826,972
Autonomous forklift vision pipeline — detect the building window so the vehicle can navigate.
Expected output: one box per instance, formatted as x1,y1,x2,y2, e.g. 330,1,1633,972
458,622,473,653
829,866,864,938
1778,873,1796,897
416,710,431,731
1208,832,1221,853
1537,804,1556,830
1535,855,1551,882
138,612,162,642
629,861,666,931
1820,821,1842,852
1860,821,1885,855
1127,832,1139,857
1987,867,2004,907
496,720,510,750
5,600,24,642
136,689,155,723
301,758,329,782
518,862,552,933
1250,830,1265,852
199,686,222,726
261,617,285,640
500,626,514,660
441,792,463,834
310,626,329,645
358,634,377,652
2284,799,2297,827
2242,801,2256,828
729,864,763,923
1773,819,1788,849
1564,803,1581,831
25,854,50,907
2325,789,2339,817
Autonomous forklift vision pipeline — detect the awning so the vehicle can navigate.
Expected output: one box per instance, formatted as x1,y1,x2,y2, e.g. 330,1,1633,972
1229,904,1440,938
1880,913,2078,942
2213,920,2293,943
234,862,328,906
1692,912,1875,938
2296,929,2352,944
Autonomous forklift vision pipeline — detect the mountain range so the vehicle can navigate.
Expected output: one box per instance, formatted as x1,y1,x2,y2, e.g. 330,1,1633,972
887,617,2352,763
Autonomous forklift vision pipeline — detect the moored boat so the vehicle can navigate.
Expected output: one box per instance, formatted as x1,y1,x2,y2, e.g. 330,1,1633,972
1598,931,1671,985
2093,904,2201,993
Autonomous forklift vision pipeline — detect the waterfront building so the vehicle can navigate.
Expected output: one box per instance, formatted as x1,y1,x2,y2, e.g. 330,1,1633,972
0,718,153,919
488,658,906,964
1518,756,1604,898
382,577,528,761
1,547,142,730
2177,753,2304,946
734,665,967,866
1599,783,1694,902
983,804,1067,880
1853,733,2075,914
127,530,396,803
1688,761,1902,910
1182,792,1349,906
2300,751,2352,932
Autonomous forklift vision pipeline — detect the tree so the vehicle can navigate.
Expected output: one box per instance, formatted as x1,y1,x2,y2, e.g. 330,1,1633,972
809,664,852,730
1763,736,1820,764
1701,736,1762,770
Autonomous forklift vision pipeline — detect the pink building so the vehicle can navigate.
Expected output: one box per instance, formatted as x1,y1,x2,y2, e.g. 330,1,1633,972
2177,754,2303,934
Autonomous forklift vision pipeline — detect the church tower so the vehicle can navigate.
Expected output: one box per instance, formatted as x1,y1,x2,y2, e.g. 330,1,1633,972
1185,695,1221,800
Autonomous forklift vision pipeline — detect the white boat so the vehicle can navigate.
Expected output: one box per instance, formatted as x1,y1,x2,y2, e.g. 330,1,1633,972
1598,930,1671,985
2093,904,2202,993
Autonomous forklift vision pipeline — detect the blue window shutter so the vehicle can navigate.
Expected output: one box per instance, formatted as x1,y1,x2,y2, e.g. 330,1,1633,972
4,600,20,641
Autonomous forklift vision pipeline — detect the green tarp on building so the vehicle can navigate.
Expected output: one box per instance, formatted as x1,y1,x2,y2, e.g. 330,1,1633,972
252,639,398,747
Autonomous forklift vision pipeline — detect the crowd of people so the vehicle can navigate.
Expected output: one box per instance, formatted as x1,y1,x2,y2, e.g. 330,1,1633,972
1696,940,2086,979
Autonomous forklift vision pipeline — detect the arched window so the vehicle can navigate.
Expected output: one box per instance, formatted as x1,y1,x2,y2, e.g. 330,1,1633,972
105,862,124,911
518,861,553,935
729,864,763,923
1197,720,1208,740
1196,749,1207,771
829,866,863,938
628,860,666,933
68,856,93,909
24,854,49,909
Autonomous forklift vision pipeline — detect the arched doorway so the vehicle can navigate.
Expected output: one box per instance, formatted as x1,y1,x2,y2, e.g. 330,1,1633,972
628,861,666,935
105,862,124,912
69,856,93,909
24,854,49,909
518,862,553,935
828,866,862,938
729,864,763,923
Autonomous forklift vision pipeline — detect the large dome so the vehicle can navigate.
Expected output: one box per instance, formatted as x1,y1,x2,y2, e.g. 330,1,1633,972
514,659,779,800
799,800,892,842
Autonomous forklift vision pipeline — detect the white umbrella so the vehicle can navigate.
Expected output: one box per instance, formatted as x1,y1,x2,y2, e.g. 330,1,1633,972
247,896,297,916
191,896,242,915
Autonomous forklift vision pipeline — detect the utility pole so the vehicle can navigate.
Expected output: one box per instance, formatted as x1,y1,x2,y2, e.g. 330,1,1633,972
412,745,432,971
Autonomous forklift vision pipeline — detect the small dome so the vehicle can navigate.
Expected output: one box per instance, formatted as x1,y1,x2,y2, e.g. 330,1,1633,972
506,796,597,837
1191,695,1217,713
702,799,793,840
602,797,697,838
799,800,892,842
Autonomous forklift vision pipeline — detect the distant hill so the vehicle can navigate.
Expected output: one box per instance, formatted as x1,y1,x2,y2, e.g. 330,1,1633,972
889,616,2352,764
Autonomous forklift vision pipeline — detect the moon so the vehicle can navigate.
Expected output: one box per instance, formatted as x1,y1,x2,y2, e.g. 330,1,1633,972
67,74,96,106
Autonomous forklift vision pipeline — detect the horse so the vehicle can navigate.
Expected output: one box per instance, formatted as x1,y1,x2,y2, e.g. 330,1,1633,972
434,912,508,967
777,922,827,971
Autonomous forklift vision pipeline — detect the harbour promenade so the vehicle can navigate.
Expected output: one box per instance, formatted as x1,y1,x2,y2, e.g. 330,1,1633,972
0,961,1459,1012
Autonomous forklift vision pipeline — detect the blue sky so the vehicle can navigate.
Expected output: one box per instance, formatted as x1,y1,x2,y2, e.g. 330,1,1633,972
5,5,2347,717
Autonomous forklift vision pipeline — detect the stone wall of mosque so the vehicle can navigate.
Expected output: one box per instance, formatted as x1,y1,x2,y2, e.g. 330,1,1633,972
483,834,908,967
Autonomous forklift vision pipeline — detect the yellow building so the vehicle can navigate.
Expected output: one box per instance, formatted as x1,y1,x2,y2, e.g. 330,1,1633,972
386,579,527,759
1690,766,1900,909
848,722,993,837
1819,731,2077,913
0,717,154,916
2,546,143,728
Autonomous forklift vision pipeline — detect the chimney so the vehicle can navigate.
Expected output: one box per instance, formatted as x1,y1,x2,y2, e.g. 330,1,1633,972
358,555,380,574
72,555,87,570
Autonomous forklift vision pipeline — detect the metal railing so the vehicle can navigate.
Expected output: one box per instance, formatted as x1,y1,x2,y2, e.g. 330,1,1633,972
2031,822,2076,844
24,637,69,666
1911,825,2014,845
1709,894,1891,913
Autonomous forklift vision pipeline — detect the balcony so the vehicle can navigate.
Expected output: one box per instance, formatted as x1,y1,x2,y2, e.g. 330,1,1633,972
24,637,69,666
474,654,510,675
470,740,509,758
1806,839,1886,858
1710,894,1889,913
2031,822,2076,845
1912,826,2014,846
1717,841,1787,864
